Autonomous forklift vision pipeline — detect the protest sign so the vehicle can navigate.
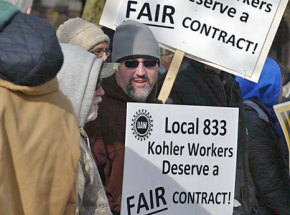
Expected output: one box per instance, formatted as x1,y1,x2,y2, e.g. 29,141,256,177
274,101,290,152
100,0,288,82
121,103,239,215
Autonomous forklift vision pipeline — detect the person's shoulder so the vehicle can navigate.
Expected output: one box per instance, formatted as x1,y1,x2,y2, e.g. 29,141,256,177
244,105,260,120
244,100,270,127
158,59,202,86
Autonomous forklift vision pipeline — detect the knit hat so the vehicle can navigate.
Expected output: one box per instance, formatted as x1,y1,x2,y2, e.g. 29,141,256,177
56,17,110,51
112,20,160,62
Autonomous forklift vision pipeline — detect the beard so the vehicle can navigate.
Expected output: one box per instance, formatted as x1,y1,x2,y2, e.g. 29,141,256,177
126,77,152,102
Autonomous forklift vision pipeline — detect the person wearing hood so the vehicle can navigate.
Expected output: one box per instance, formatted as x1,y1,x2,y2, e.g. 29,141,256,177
57,43,113,215
84,20,160,214
236,57,290,214
0,0,80,214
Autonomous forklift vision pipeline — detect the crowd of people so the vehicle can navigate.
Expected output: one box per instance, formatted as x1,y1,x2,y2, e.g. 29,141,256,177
1,0,290,214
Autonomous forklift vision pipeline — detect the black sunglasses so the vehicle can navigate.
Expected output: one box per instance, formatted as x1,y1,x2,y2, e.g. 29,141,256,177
122,60,158,68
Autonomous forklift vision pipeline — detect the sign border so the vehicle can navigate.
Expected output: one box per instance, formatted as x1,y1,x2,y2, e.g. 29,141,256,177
100,0,288,82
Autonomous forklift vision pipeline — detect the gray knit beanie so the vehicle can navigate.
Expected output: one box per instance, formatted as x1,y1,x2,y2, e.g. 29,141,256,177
56,17,110,51
112,20,160,62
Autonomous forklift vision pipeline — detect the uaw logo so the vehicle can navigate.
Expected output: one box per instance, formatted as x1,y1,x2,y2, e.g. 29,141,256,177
131,109,153,141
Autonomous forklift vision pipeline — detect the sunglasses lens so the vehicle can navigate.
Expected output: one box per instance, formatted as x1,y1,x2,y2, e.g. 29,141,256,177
125,61,139,68
143,60,157,67
124,60,157,68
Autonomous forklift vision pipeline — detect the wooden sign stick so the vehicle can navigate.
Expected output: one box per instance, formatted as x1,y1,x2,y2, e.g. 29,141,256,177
158,50,185,104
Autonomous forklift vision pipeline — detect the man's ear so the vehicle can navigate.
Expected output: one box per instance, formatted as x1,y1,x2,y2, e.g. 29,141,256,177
25,7,32,14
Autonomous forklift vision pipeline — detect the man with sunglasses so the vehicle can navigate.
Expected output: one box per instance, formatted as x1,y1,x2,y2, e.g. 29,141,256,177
85,20,160,214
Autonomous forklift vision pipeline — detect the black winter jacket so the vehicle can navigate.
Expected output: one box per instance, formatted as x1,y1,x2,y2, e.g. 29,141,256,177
244,98,290,215
158,58,259,214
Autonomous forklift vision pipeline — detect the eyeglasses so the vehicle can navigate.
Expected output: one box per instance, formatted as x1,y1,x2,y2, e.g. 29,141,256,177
122,60,158,68
90,48,111,58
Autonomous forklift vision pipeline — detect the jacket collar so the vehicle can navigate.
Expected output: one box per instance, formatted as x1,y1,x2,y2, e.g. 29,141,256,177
0,77,59,96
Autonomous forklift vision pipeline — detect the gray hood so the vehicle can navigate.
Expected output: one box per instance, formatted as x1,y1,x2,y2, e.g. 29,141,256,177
57,43,103,127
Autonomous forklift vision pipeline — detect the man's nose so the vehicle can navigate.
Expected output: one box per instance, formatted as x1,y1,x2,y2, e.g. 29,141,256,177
135,62,146,76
